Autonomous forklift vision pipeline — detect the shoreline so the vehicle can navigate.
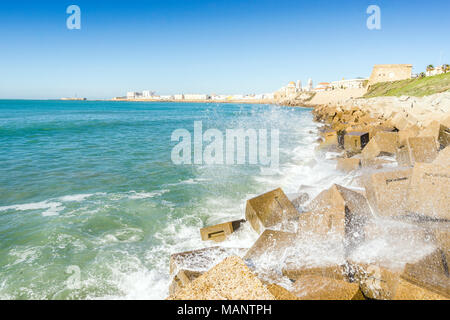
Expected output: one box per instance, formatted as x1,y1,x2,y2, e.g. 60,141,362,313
167,93,449,300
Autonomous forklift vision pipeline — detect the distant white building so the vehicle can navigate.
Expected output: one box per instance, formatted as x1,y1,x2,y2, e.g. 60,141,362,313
426,65,446,77
307,79,313,91
127,92,143,99
142,90,155,98
160,95,174,100
184,94,209,100
173,94,184,100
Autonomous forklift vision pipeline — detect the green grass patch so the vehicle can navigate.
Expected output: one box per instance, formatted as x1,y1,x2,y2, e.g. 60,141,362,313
364,72,450,98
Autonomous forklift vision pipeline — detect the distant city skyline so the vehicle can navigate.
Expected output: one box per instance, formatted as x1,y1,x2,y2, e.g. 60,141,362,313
0,0,449,99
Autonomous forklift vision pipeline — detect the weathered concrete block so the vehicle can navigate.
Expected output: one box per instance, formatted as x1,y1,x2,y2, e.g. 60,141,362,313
362,131,399,160
438,119,450,149
169,269,203,295
344,131,370,153
361,158,393,169
244,229,296,262
363,169,413,217
398,126,420,146
200,219,245,242
336,158,361,173
245,188,299,234
406,163,450,220
266,284,299,300
433,146,450,166
404,136,439,165
297,211,345,236
393,278,449,300
167,256,275,300
292,275,365,300
419,120,441,142
282,264,347,281
291,192,310,211
401,249,450,299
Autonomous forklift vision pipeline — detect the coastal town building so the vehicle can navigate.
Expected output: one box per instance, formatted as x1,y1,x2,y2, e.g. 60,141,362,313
184,94,210,100
314,82,331,92
368,64,412,86
174,94,184,100
127,92,142,99
330,78,367,90
426,65,447,77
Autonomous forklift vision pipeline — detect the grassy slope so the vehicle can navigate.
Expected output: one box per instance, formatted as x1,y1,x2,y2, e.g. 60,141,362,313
364,72,450,98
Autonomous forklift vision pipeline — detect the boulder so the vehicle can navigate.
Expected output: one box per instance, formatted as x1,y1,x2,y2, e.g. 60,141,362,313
362,132,399,160
292,275,365,300
200,219,245,242
406,163,450,220
433,146,450,166
363,169,413,217
167,256,275,300
244,230,296,263
245,188,300,234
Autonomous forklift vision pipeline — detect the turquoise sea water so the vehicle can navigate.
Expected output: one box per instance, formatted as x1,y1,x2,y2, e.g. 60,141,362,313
0,100,325,299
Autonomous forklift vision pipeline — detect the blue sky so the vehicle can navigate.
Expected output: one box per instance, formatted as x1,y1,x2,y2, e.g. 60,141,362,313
0,0,449,99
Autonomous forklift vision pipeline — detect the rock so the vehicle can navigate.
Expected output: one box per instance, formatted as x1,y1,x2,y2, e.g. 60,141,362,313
347,262,402,300
167,256,276,300
361,158,394,169
200,219,245,242
297,211,344,236
406,163,450,220
363,169,413,217
245,188,300,234
439,118,450,149
398,125,420,146
169,247,247,275
418,120,441,142
266,284,299,300
344,132,370,153
292,275,365,300
336,158,361,173
362,132,399,159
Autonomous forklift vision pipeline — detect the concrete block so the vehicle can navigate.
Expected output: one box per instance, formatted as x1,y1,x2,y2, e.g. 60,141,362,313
419,120,441,142
406,163,450,220
169,269,203,295
266,284,299,300
200,219,245,242
292,275,365,300
363,169,413,217
393,278,449,300
344,131,370,153
401,249,450,298
245,188,300,234
433,146,450,166
336,158,361,173
244,229,296,262
282,264,347,281
406,136,438,165
439,121,450,149
167,256,276,300
398,126,420,146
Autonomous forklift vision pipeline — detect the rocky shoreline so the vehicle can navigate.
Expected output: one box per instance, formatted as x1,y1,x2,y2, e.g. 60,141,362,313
165,97,449,300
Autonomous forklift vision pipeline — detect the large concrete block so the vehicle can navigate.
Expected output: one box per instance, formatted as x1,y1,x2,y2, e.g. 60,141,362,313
245,188,300,234
433,146,450,166
363,169,413,217
405,136,438,165
243,229,296,263
282,264,347,281
398,126,420,146
200,219,245,242
401,249,449,298
419,120,441,142
361,131,399,160
438,120,450,149
406,163,450,220
266,284,299,300
167,256,275,300
393,278,449,300
292,275,365,300
344,131,370,153
169,269,203,295
336,158,361,173
297,211,345,236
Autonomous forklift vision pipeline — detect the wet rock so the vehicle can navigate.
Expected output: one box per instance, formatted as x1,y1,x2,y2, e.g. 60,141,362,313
292,275,365,300
200,219,245,242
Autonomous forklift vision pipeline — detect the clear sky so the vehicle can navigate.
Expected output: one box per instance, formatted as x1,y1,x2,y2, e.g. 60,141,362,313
0,0,449,99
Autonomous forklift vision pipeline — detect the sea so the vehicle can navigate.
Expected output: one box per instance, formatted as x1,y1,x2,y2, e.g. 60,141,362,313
0,100,433,299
